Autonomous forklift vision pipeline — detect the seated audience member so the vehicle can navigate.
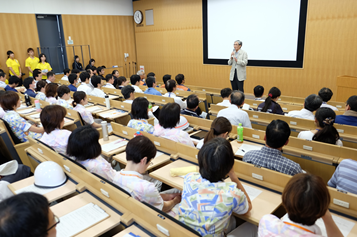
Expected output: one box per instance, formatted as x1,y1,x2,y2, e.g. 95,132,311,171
144,76,162,96
253,85,265,101
154,103,194,146
181,94,200,117
335,95,357,126
0,71,6,88
147,72,155,78
0,91,5,118
23,77,36,98
286,94,322,120
45,83,58,104
72,55,83,71
103,74,115,89
160,74,171,88
115,136,181,212
137,70,146,85
298,107,342,145
328,159,357,194
130,74,144,93
0,193,59,237
5,76,21,92
217,88,232,107
122,85,135,103
35,80,47,101
116,76,128,89
85,58,95,70
89,75,106,98
178,137,255,236
91,66,97,75
71,69,81,80
86,68,94,78
1,91,43,142
61,68,70,81
46,71,56,84
257,87,284,115
196,117,232,149
112,69,120,84
127,97,155,134
217,90,252,128
243,120,302,176
40,105,71,154
57,85,73,109
259,173,343,237
77,72,92,94
163,79,187,109
67,125,118,180
319,87,338,111
175,74,191,91
97,66,105,79
72,91,101,128
33,69,42,86
68,73,78,92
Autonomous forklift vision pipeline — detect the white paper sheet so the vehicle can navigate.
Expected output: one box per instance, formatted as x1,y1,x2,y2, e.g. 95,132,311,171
84,102,94,107
102,139,128,152
152,105,159,112
15,184,60,195
100,110,125,118
56,203,109,237
86,106,103,113
30,113,40,119
155,151,164,158
241,183,262,201
18,104,28,109
18,108,36,114
235,144,261,156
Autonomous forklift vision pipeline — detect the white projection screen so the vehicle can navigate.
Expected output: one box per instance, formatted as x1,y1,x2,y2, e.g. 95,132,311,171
203,0,308,68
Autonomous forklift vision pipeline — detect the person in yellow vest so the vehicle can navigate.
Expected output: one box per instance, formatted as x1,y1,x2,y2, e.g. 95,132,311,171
6,51,21,79
36,53,52,80
25,48,39,77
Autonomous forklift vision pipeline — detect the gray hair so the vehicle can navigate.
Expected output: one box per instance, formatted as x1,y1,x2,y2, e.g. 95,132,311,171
234,40,242,46
137,70,144,76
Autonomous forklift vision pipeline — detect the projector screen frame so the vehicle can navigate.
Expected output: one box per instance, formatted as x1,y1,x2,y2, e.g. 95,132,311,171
202,0,309,68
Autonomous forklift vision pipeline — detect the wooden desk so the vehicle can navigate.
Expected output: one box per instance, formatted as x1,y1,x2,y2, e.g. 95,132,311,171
51,192,121,237
85,105,110,116
8,176,77,203
99,135,127,157
113,225,151,237
230,140,264,158
113,152,171,171
97,109,129,120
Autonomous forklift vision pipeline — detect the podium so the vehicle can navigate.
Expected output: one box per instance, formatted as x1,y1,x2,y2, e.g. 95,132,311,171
336,75,357,102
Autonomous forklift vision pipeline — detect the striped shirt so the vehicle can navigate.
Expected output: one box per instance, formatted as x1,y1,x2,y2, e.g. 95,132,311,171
328,159,357,195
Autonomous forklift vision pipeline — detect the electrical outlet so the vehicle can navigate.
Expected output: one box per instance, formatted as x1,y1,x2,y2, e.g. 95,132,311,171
333,198,349,208
252,173,263,180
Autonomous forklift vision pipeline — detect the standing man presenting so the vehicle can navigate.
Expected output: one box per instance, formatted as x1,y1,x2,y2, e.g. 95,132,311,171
228,40,248,92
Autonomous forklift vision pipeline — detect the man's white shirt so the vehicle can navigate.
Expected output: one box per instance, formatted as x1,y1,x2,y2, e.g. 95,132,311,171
77,83,93,95
286,108,315,120
217,104,252,128
89,88,106,98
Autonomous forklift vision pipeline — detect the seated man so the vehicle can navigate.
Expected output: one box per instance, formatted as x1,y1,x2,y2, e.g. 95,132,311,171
61,68,70,81
144,76,161,96
23,77,36,98
328,159,357,195
121,85,135,104
137,70,146,85
160,74,171,88
46,71,56,84
0,71,6,89
216,88,232,107
5,76,21,92
33,69,42,86
175,74,190,91
217,90,252,128
181,94,200,117
335,95,357,126
243,119,303,176
77,72,92,94
286,94,322,120
253,85,264,101
102,74,115,89
319,87,338,111
68,73,78,92
89,75,106,98
130,74,143,93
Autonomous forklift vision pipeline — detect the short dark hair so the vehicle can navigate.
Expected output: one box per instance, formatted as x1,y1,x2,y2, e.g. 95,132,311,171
230,90,245,106
347,95,357,112
72,91,86,107
35,80,47,92
66,125,101,161
40,105,67,134
79,72,90,82
68,73,78,84
45,83,58,98
91,66,97,72
63,68,71,75
165,79,176,92
71,69,80,74
147,72,155,77
105,74,113,82
130,74,141,85
91,75,102,88
89,59,95,64
198,137,234,182
186,94,199,109
57,85,70,98
97,66,104,74
163,74,171,84
46,71,54,78
112,70,118,76
318,87,333,102
266,119,290,148
282,173,330,226
131,97,149,119
0,91,19,110
7,50,14,58
126,136,157,164
23,77,34,89
254,85,264,97
0,71,5,78
220,88,232,98
8,76,20,85
175,74,185,84
116,76,127,88
33,69,41,79
304,94,323,112
121,85,135,99
159,103,180,128
27,48,34,53
0,193,50,237
146,76,156,88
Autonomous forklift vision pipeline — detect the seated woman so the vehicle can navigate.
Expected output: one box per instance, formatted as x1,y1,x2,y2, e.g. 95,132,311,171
1,91,43,142
196,117,232,149
153,103,194,146
35,80,47,101
298,107,343,146
257,87,284,115
72,91,101,128
57,85,73,109
163,79,187,110
258,173,343,237
45,83,58,104
116,76,129,89
127,97,154,134
40,105,71,154
66,125,118,181
177,137,254,236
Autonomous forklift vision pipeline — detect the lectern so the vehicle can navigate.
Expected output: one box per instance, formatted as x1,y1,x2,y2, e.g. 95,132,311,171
336,75,357,102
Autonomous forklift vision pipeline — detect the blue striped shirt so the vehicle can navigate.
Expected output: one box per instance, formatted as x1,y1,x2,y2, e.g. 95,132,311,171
328,159,357,195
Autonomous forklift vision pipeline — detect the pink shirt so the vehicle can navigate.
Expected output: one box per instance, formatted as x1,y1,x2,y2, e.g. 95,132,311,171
78,156,119,182
73,104,94,125
153,124,194,147
40,129,71,154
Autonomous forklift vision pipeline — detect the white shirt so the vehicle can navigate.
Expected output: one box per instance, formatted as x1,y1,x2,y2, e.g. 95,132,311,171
217,104,252,128
163,92,187,110
77,83,93,95
102,83,115,89
286,108,315,120
123,100,133,104
321,102,338,111
298,130,343,146
255,98,265,101
0,81,6,88
216,99,231,107
132,85,143,93
61,75,68,81
0,106,5,118
89,88,106,98
46,79,52,84
196,139,204,149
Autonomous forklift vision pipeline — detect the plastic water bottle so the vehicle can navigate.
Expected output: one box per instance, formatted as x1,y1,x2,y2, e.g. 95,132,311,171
101,121,109,141
148,102,152,109
237,123,243,143
35,100,41,112
134,131,143,137
105,95,110,109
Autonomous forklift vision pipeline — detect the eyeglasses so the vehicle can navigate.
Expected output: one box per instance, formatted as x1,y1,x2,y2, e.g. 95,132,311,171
47,215,60,231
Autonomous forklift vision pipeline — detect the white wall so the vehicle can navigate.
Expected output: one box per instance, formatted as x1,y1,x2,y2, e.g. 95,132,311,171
0,0,133,16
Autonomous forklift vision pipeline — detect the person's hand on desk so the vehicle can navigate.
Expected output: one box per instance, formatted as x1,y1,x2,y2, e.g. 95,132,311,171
228,168,253,213
29,124,44,134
